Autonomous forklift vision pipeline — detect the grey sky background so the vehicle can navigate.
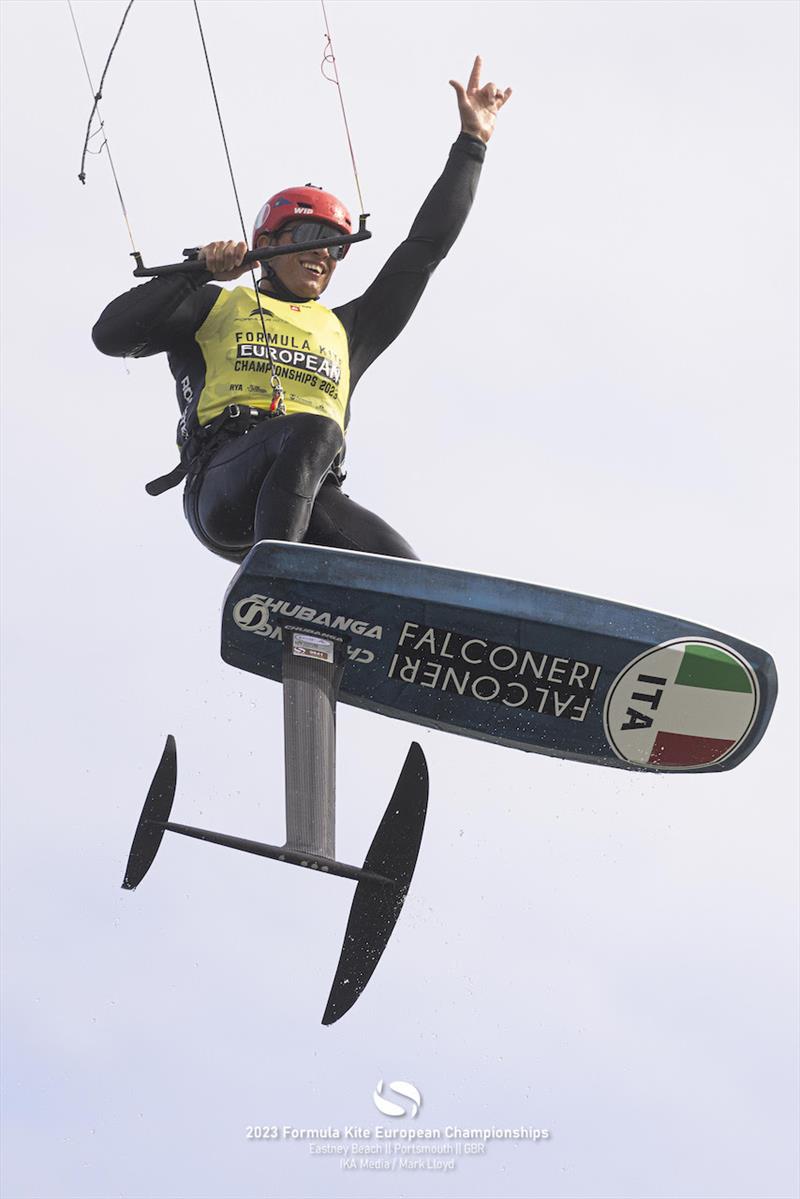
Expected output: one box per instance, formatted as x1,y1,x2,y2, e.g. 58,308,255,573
1,2,798,1197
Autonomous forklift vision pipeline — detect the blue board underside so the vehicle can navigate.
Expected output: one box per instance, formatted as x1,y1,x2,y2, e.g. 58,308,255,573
221,543,777,774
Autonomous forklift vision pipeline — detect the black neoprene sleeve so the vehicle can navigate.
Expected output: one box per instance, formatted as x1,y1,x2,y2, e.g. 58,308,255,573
335,132,486,394
92,271,217,358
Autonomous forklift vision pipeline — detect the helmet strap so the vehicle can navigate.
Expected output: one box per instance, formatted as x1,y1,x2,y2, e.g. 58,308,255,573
258,261,309,304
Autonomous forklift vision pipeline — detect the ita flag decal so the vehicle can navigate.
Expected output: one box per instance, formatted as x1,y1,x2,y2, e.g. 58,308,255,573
603,640,759,771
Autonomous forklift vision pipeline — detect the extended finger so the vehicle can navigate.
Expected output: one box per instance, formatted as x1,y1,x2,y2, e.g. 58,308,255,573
467,54,482,92
449,79,467,104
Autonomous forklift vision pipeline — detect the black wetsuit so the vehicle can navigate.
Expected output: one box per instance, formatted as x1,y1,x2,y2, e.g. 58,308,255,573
93,133,486,562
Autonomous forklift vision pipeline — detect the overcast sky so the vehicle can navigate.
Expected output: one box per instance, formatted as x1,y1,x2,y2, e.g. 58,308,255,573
2,2,798,1198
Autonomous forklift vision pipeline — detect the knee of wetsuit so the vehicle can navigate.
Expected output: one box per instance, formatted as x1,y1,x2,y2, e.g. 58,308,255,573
278,416,344,495
304,415,344,460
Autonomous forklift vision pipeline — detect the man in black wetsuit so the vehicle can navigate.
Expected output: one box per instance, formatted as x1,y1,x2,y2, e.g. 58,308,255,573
93,57,511,563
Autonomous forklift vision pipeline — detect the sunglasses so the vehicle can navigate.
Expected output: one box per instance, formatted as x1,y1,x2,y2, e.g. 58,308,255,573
279,222,351,260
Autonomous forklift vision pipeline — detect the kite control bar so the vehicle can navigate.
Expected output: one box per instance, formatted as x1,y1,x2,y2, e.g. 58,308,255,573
131,213,372,277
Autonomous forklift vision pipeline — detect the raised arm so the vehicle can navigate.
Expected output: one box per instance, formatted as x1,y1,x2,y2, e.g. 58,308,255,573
336,57,511,394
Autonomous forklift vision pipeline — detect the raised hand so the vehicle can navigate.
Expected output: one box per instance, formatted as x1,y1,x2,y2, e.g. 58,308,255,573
449,56,512,145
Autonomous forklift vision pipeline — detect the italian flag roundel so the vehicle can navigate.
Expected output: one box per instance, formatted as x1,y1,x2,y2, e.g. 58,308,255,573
603,639,759,770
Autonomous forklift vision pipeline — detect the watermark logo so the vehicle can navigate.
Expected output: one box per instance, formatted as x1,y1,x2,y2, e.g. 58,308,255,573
372,1080,422,1119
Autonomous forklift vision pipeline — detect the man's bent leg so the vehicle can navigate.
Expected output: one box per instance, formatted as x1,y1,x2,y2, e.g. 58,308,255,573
254,415,343,543
190,414,342,554
305,480,419,560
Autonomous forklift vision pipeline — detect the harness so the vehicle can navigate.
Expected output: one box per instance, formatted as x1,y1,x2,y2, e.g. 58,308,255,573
145,403,346,497
145,404,282,497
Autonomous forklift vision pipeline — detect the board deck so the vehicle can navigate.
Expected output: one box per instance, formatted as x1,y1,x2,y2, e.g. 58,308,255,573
221,543,777,773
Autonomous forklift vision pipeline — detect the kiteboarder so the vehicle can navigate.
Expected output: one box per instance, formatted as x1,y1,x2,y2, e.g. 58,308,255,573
92,57,511,564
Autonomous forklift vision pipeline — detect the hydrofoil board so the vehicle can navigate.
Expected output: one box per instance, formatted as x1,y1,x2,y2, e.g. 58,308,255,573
222,544,777,773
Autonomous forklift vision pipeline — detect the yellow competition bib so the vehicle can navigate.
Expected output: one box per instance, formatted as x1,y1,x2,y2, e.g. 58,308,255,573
194,288,350,430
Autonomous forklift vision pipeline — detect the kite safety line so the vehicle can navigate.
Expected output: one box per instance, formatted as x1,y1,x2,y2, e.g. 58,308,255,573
70,0,139,255
320,0,366,215
72,0,368,338
190,0,253,254
190,0,284,411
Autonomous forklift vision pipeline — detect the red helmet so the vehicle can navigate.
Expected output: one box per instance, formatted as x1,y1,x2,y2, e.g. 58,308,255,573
252,185,352,247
